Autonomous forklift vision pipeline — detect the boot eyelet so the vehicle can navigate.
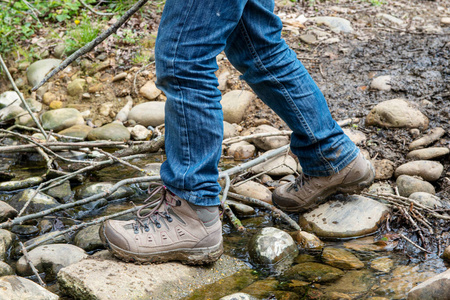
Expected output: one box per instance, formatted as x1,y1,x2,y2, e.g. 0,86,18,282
167,216,173,222
156,222,161,228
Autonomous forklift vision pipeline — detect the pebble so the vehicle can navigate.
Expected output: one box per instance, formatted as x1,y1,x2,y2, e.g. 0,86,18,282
75,182,134,201
321,247,364,270
232,180,272,204
409,192,443,209
244,125,290,151
0,91,21,108
294,231,324,249
217,70,230,91
128,101,165,127
370,75,392,91
49,100,63,109
67,78,86,97
396,175,435,197
115,96,133,122
87,122,131,141
53,44,66,59
42,93,56,107
409,127,445,150
367,182,395,195
0,201,18,222
0,105,25,122
41,108,85,132
99,102,114,116
377,13,405,25
221,90,256,124
26,59,62,87
112,72,127,82
58,124,93,140
227,141,256,160
407,147,449,160
0,275,59,300
226,200,255,216
139,80,161,100
395,160,443,181
300,34,317,44
441,17,450,25
310,16,354,33
373,159,395,180
88,83,104,93
220,293,257,300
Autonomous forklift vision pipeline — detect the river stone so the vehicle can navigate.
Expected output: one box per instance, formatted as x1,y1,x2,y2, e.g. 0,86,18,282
232,181,272,204
409,192,443,209
323,270,375,295
251,150,298,176
367,182,395,195
26,58,62,87
0,105,25,122
0,201,18,222
130,124,151,140
44,180,72,203
221,90,256,124
343,236,398,252
75,182,134,201
140,80,161,100
370,257,394,273
21,231,71,254
220,293,257,300
0,91,21,108
248,227,298,273
73,224,103,252
299,195,389,239
0,261,14,276
223,121,239,139
310,17,354,33
443,246,450,262
373,159,395,180
115,96,133,122
395,161,443,181
239,279,279,299
396,175,435,197
58,251,249,300
321,247,364,270
227,141,255,160
0,229,16,261
226,200,255,216
409,127,445,150
128,101,165,127
41,108,85,132
245,125,290,151
370,75,392,91
343,128,366,145
407,269,450,300
284,262,344,283
7,189,60,215
217,70,230,91
58,124,93,140
366,99,429,129
293,231,324,249
53,44,66,58
407,147,449,160
0,275,59,300
22,98,42,112
16,112,39,127
87,122,131,141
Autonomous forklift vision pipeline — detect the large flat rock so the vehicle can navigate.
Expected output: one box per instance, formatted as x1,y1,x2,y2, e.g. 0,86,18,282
58,251,249,300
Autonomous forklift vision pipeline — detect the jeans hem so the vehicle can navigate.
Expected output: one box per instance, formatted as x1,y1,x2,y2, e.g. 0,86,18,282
163,183,221,206
302,147,360,177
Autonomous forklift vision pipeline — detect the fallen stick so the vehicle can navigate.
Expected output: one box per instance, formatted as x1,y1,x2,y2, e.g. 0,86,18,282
19,241,46,287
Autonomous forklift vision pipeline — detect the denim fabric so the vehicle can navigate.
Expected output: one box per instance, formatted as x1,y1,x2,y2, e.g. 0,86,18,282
155,0,359,206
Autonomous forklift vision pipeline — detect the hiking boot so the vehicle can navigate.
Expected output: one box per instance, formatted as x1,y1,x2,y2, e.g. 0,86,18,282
272,153,375,213
100,183,223,264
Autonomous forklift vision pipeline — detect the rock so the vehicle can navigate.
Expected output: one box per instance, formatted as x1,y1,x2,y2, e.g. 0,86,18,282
16,112,39,127
443,246,450,262
293,231,324,249
227,141,256,160
245,125,290,151
300,34,317,44
22,98,42,112
0,261,14,276
0,177,43,191
407,147,449,160
44,180,72,203
371,257,394,273
370,75,392,91
42,92,57,105
239,279,279,299
7,189,60,215
21,231,71,253
226,200,255,216
441,17,450,25
409,127,445,150
0,91,21,108
311,16,353,33
342,128,366,145
368,182,395,195
409,192,443,209
88,83,104,93
142,163,162,176
128,101,165,127
220,293,257,300
321,247,364,270
87,122,131,141
139,81,161,100
17,244,87,279
75,182,134,201
41,108,85,132
99,102,114,116
67,78,86,96
58,252,249,300
26,58,62,87
58,124,93,140
248,227,298,273
377,13,405,25
217,71,230,91
0,275,59,300
396,175,435,197
112,72,127,82
0,105,25,122
232,181,272,204
299,195,389,239
0,229,16,261
73,224,103,252
366,99,429,129
251,150,298,176
0,201,18,222
49,100,63,109
284,262,344,283
115,96,133,122
221,90,256,124
322,270,375,295
31,133,57,143
53,44,66,59
130,124,151,140
373,159,395,180
395,161,443,181
344,236,398,252
223,121,239,139
407,269,450,300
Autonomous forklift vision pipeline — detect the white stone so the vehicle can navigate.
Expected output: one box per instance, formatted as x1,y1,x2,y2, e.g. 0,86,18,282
130,124,151,140
26,59,62,87
245,125,290,151
128,101,165,127
310,17,354,33
0,91,21,108
377,13,405,25
0,275,59,300
343,128,366,145
140,80,161,100
221,90,256,124
370,75,392,91
232,180,272,204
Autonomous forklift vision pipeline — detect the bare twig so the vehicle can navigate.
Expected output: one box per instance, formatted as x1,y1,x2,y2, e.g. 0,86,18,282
224,202,245,232
399,233,432,254
19,241,46,287
79,0,115,16
222,130,292,146
95,147,152,175
17,184,43,217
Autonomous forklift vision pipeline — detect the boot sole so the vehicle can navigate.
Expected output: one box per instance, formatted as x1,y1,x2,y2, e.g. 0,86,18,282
99,224,224,265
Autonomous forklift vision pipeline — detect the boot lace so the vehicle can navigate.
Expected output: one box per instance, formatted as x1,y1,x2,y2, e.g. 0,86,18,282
133,183,180,234
287,174,311,192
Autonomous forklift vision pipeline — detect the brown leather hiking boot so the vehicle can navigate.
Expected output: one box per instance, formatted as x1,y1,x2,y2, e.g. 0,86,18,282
100,183,223,264
272,153,375,213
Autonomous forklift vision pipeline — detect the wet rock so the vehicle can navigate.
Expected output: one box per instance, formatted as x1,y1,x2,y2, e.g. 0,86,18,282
377,13,405,25
342,128,366,145
0,201,18,222
284,262,344,283
344,236,398,252
0,91,21,108
87,122,131,141
44,180,72,203
323,270,374,294
409,192,443,209
58,251,249,300
26,58,62,87
370,75,392,91
245,125,290,151
310,17,354,33
299,195,389,239
367,182,395,195
407,147,449,160
128,101,165,127
0,105,25,122
8,189,60,215
41,108,85,132
58,124,93,140
0,229,16,261
443,246,450,262
73,224,103,252
140,80,161,100
227,141,255,160
407,269,450,300
293,231,324,250
366,99,429,129
251,149,298,176
130,124,151,140
220,293,257,300
248,227,298,273
370,257,394,273
373,159,395,180
321,247,364,270
0,275,59,300
396,175,435,197
395,161,443,181
75,182,134,201
232,181,272,204
223,121,239,139
0,261,14,276
239,278,280,299
221,90,256,124
226,200,255,216
409,127,445,150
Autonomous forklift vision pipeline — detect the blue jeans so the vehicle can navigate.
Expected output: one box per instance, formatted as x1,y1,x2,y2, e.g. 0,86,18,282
155,0,359,206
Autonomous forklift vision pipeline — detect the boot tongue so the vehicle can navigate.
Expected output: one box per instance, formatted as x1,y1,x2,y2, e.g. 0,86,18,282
188,203,219,227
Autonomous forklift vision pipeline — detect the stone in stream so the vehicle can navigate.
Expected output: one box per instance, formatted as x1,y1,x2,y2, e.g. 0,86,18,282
7,189,60,215
293,231,324,250
283,262,344,283
443,246,450,263
58,124,93,140
44,180,73,204
41,108,85,132
231,181,272,204
243,125,290,151
396,175,435,197
74,182,134,201
409,127,445,150
57,251,249,300
321,247,364,270
407,269,450,300
322,270,375,295
0,229,16,261
221,90,256,124
26,58,62,87
366,99,429,129
73,224,104,252
128,101,165,127
0,201,18,222
250,149,298,176
373,159,395,180
395,160,443,181
20,231,71,254
370,75,392,91
299,195,389,239
0,275,59,300
0,261,14,276
407,147,449,160
247,227,298,274
0,91,21,108
226,200,255,216
139,80,161,100
220,293,257,300
87,122,131,141
370,257,394,273
310,17,354,33
409,192,444,209
227,141,256,160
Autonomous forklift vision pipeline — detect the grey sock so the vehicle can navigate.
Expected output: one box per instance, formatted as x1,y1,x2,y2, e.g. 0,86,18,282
188,203,220,227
